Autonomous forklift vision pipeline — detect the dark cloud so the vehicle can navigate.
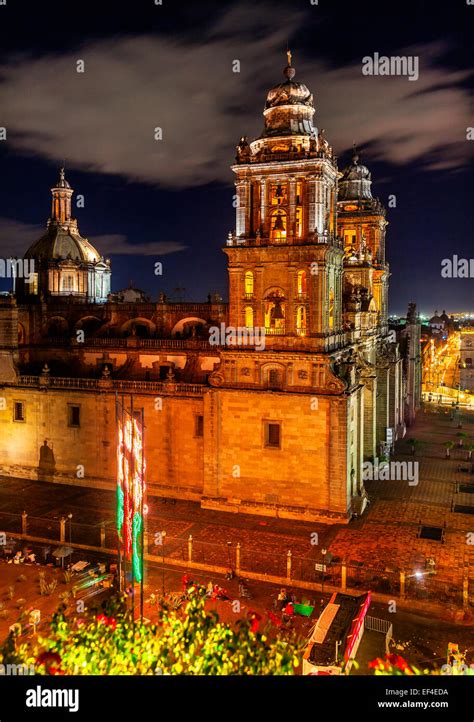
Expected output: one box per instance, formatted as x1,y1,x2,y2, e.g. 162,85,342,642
0,10,471,188
0,219,186,257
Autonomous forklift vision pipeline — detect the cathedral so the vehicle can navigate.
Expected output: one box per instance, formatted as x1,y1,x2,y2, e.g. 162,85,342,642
0,54,405,523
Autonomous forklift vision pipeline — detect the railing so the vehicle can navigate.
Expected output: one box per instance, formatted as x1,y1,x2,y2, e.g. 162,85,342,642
16,376,206,395
30,337,221,350
264,327,286,336
227,233,342,248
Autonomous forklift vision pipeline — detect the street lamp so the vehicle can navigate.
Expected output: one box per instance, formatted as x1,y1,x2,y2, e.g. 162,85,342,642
226,541,232,570
321,548,327,596
67,513,72,545
161,531,167,596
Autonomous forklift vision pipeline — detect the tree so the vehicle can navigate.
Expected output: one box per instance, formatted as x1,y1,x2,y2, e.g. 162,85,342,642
407,438,421,456
444,440,455,458
457,432,469,448
0,588,301,676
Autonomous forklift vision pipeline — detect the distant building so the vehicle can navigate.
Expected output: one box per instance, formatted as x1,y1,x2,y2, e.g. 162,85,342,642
397,303,422,425
460,330,474,392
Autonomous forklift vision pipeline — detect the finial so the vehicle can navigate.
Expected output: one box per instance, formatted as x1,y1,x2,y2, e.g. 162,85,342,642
352,143,359,164
284,48,296,80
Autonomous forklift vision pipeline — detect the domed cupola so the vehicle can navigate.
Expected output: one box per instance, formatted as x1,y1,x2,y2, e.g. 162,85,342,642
260,51,317,140
338,146,373,201
18,168,111,303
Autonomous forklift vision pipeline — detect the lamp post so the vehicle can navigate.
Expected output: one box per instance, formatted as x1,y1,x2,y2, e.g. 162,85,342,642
226,541,232,570
321,548,327,596
67,513,73,564
161,531,167,596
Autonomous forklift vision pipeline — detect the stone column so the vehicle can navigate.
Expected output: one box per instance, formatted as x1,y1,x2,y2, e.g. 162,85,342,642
188,535,193,563
236,543,241,576
288,176,296,242
260,179,268,236
59,517,66,543
21,511,27,536
307,176,317,235
286,550,292,581
235,181,247,237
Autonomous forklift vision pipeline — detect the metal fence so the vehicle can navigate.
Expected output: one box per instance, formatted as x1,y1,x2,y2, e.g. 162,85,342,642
0,510,468,609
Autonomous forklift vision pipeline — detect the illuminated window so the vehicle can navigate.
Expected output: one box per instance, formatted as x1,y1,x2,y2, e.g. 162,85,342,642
195,415,204,438
270,210,287,243
62,274,74,292
244,271,254,295
329,289,335,330
14,401,25,422
295,206,303,238
28,273,39,295
296,181,303,206
264,421,281,448
296,181,303,237
270,182,287,206
297,270,307,295
264,294,285,334
68,405,81,428
343,230,357,253
245,306,254,328
296,306,307,336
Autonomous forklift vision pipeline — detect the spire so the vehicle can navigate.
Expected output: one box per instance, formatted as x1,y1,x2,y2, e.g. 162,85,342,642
284,48,296,80
50,167,73,225
352,143,359,164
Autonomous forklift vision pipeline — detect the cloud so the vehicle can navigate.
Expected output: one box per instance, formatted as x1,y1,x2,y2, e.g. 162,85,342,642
0,218,44,256
0,9,471,187
0,219,185,258
93,234,187,256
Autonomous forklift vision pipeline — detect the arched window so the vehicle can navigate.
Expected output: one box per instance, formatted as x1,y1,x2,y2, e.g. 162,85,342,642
244,271,254,296
297,270,307,296
270,210,287,243
296,306,306,336
245,306,254,328
264,293,285,335
62,274,74,293
328,289,335,331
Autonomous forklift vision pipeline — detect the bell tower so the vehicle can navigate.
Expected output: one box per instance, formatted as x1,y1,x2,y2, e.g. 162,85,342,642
224,53,344,352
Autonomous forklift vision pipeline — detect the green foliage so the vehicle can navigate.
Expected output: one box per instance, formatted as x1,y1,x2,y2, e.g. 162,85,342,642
1,588,302,676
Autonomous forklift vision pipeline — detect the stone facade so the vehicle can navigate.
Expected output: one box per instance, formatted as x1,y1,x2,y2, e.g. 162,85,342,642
0,55,404,523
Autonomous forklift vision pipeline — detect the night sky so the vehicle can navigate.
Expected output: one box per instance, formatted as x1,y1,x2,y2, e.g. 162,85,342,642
0,0,472,315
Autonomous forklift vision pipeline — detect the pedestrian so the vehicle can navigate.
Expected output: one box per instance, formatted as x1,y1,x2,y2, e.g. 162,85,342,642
277,587,286,610
181,572,190,592
206,580,213,598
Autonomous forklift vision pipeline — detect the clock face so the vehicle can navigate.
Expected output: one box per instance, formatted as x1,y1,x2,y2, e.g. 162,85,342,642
344,204,358,211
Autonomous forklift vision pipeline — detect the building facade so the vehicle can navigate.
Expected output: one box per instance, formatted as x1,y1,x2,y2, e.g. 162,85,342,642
460,329,474,392
0,55,404,523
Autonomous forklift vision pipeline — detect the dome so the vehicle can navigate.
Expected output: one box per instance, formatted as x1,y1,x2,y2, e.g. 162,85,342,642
259,51,317,140
338,146,373,201
265,77,314,111
24,167,102,263
25,226,101,263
